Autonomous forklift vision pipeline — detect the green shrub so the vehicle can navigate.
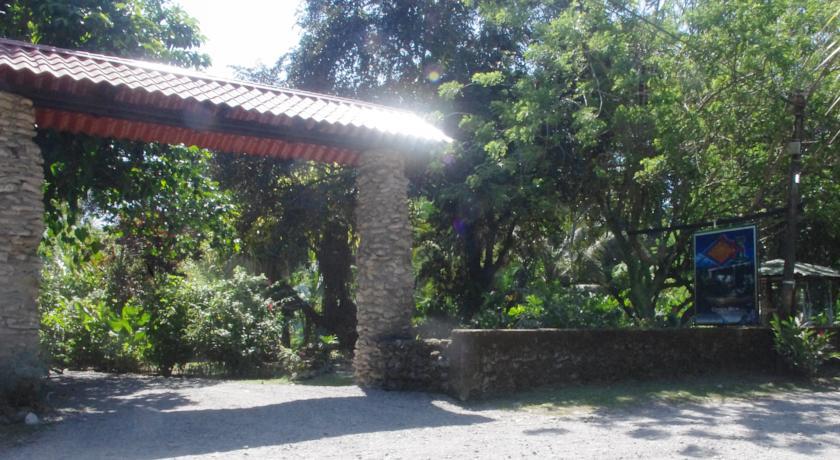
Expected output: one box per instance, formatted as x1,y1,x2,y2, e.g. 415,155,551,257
39,246,150,372
771,314,840,377
274,339,339,379
187,267,284,374
40,232,329,377
145,275,195,376
474,284,628,330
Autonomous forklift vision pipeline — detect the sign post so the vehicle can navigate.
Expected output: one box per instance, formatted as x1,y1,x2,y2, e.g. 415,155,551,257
693,225,758,325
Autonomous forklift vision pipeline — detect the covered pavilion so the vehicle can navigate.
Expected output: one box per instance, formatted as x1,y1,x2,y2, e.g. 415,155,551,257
0,38,450,387
758,259,839,324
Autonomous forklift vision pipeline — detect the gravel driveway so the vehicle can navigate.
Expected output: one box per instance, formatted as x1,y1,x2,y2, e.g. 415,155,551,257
2,371,839,459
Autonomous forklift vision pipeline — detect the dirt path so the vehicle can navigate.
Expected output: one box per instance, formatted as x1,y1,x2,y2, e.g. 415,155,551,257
2,371,839,459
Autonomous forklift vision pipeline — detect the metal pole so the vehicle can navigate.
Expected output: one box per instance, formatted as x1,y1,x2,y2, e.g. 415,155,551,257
781,92,805,318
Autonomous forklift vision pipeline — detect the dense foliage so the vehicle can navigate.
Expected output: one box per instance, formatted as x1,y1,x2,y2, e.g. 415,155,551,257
771,315,840,377
186,267,286,375
436,0,839,323
278,0,839,328
38,235,317,375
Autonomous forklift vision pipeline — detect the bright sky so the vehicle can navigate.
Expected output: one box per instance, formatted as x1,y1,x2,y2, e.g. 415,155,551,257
176,0,304,78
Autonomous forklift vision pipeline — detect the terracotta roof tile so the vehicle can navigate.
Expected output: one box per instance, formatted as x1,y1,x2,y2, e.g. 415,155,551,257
0,38,451,163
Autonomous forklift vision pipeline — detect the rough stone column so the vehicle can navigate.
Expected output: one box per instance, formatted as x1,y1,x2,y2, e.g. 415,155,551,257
353,149,415,386
0,91,44,380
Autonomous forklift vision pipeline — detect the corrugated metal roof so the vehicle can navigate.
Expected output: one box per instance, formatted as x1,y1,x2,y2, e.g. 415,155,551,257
759,259,840,279
0,38,451,164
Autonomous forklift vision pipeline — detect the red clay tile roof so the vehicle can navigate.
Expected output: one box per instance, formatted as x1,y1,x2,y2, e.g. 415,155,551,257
0,38,451,164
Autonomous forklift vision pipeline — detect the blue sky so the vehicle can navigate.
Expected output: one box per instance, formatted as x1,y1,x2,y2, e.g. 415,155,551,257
176,0,304,78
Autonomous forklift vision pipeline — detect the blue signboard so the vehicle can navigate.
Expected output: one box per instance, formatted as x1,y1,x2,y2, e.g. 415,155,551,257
693,225,758,325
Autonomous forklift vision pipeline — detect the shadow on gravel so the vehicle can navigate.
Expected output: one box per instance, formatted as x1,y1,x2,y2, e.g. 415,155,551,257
50,397,491,459
587,392,840,456
6,373,492,459
44,372,217,414
470,373,840,457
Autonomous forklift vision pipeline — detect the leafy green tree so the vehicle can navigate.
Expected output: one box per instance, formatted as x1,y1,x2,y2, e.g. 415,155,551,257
2,0,230,277
88,144,237,277
0,0,207,68
454,0,839,321
213,153,358,349
1,0,211,234
222,0,509,341
288,0,492,106
282,0,573,323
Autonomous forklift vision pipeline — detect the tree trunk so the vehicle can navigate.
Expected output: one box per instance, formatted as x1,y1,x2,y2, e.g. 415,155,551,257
317,219,358,350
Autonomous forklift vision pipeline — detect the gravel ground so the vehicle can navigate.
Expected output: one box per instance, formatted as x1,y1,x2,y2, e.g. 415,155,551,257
2,371,840,459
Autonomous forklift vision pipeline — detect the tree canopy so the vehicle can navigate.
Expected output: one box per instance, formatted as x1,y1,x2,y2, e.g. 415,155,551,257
281,0,840,325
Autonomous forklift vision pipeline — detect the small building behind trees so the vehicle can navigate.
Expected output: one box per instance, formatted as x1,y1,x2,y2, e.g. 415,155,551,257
758,259,840,324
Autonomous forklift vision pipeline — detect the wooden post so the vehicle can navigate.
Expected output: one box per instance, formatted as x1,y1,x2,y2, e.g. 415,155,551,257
780,92,806,318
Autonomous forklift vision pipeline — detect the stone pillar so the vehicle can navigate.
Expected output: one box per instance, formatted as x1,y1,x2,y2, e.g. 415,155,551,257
353,149,415,386
0,91,44,385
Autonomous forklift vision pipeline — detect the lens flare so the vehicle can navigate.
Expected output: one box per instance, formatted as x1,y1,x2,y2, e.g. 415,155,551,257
452,218,466,236
425,63,444,83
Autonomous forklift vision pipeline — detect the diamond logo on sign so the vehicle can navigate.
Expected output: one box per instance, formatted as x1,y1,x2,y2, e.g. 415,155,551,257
704,235,742,266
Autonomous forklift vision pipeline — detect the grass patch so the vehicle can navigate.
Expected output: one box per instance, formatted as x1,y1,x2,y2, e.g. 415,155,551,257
476,372,840,415
243,371,355,387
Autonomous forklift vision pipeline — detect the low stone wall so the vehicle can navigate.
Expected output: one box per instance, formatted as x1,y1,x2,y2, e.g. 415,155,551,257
376,338,451,392
444,328,839,400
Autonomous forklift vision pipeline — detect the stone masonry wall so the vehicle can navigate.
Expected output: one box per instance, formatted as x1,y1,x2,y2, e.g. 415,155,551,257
0,91,43,380
446,328,809,400
376,338,450,392
349,326,840,398
353,149,415,386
